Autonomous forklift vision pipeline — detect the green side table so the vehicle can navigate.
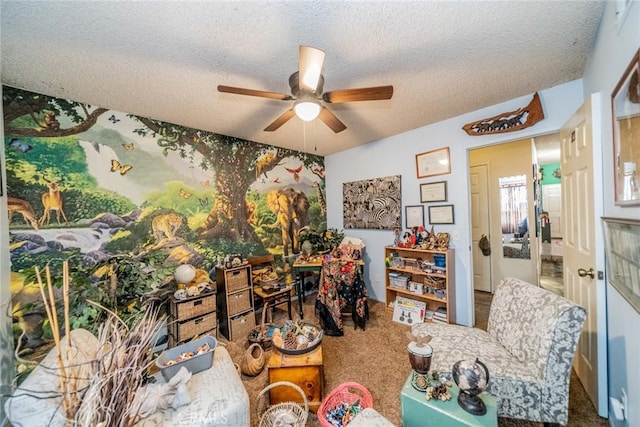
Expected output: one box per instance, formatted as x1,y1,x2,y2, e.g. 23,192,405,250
401,373,498,427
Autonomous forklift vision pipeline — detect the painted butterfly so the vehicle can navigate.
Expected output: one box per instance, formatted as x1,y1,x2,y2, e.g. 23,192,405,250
179,188,192,199
109,114,121,124
122,143,134,150
110,159,133,175
199,197,209,206
200,180,210,187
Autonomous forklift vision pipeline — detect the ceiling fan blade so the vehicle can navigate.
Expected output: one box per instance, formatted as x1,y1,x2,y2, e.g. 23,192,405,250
318,107,347,133
323,85,394,103
264,109,296,132
298,45,325,92
218,85,292,101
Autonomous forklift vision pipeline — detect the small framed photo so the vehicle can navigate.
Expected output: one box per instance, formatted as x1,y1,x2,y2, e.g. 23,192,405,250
405,205,425,228
428,204,455,224
415,147,451,179
420,181,447,203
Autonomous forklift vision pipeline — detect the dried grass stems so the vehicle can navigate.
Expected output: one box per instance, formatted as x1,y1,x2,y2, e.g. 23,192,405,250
33,261,79,420
75,301,162,427
22,261,163,427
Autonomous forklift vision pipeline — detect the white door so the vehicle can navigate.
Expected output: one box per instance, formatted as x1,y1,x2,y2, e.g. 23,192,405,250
470,164,492,292
542,183,563,238
561,94,607,416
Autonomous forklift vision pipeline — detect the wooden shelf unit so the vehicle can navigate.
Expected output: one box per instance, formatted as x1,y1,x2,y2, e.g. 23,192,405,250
385,246,456,324
216,264,256,341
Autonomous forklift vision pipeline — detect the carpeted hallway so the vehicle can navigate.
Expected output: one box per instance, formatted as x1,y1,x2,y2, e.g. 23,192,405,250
220,290,607,426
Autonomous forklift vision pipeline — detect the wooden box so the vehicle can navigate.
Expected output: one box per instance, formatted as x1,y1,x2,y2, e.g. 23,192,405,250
267,345,324,414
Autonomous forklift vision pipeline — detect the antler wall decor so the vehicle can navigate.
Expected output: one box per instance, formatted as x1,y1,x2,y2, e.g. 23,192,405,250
462,92,544,136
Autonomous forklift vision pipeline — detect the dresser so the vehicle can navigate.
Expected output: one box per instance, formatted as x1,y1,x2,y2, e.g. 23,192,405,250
168,290,217,347
216,264,256,341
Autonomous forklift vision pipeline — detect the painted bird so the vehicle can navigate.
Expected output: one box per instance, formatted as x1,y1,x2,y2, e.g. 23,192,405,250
285,165,303,182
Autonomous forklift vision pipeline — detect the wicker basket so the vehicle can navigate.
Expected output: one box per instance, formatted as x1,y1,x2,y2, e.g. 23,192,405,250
170,312,217,341
258,381,309,427
230,312,256,341
249,301,276,350
228,289,252,314
227,268,249,292
317,382,373,427
170,291,216,320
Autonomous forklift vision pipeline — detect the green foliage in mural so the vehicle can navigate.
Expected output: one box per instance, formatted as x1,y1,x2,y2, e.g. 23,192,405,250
4,86,328,349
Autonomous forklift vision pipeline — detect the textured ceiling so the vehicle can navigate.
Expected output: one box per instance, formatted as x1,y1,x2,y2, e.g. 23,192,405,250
1,1,604,156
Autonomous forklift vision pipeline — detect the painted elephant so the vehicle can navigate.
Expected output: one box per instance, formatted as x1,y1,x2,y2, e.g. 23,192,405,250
266,187,310,257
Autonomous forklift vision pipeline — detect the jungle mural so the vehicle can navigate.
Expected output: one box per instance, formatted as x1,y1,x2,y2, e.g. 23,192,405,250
2,86,326,352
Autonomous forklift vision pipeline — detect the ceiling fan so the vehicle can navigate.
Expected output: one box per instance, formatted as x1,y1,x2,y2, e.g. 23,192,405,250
217,45,393,133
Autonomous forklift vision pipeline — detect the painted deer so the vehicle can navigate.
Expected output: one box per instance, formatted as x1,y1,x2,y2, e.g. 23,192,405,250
40,179,69,226
7,197,40,230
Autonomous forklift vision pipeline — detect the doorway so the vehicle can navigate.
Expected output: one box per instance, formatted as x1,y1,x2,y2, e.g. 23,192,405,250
469,139,538,299
534,133,564,296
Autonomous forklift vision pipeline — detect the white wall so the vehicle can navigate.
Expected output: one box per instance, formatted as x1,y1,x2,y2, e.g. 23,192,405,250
582,1,640,426
326,79,584,326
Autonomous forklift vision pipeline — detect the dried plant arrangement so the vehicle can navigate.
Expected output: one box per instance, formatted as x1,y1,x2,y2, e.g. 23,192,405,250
33,261,80,419
17,261,163,426
75,303,162,426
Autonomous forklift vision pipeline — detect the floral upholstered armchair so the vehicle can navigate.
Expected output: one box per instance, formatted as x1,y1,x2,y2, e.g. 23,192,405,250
412,277,586,426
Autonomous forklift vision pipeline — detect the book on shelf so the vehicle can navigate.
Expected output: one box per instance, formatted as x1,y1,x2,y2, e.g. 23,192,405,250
432,306,447,322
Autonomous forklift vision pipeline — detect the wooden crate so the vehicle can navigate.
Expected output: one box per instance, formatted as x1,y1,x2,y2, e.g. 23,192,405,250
267,345,324,413
170,292,216,320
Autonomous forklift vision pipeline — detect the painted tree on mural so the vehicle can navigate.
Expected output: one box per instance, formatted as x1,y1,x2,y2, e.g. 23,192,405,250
3,87,108,136
3,87,325,250
132,117,324,247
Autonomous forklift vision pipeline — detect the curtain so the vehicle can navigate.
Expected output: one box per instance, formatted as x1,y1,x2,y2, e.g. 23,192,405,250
500,182,528,234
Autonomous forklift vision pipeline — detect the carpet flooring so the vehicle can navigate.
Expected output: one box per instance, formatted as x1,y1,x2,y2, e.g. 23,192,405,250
220,292,608,426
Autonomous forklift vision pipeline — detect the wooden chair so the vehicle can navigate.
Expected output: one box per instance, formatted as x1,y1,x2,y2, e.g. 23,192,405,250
247,255,293,321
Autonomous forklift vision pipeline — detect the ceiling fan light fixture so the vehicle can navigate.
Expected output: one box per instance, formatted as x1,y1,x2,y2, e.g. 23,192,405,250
294,99,321,121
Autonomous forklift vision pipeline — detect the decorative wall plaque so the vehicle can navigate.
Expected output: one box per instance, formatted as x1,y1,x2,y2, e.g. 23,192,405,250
462,92,545,136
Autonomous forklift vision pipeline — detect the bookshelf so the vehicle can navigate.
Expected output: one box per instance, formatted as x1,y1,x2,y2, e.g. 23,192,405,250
385,246,456,324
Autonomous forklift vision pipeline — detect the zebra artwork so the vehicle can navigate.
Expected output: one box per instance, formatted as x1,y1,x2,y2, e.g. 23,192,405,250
343,175,402,230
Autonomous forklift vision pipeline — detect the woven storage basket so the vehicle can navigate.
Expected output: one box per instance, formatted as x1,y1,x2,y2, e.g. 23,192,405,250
227,268,249,292
170,292,216,320
171,312,217,340
317,382,373,427
258,381,308,427
228,289,252,314
230,312,256,341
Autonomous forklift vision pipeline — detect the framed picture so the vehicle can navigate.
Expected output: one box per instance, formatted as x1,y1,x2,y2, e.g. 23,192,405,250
415,147,451,179
343,175,402,230
428,204,454,224
405,205,424,228
602,217,640,314
611,48,640,206
420,181,447,203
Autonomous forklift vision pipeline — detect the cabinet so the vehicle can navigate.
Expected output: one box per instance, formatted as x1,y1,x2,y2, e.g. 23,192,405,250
267,345,324,414
385,246,456,324
216,264,256,341
168,291,217,347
